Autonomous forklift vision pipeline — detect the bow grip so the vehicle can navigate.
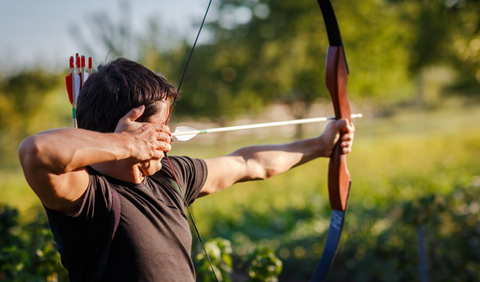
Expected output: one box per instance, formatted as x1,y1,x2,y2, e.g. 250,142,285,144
326,46,351,211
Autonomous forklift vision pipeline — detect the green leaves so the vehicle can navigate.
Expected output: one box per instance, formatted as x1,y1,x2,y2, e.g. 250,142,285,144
245,246,283,282
195,238,233,282
0,246,28,279
0,205,67,281
194,239,283,282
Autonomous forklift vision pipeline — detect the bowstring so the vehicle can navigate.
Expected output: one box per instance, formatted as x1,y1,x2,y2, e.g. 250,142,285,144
163,0,219,281
165,0,213,124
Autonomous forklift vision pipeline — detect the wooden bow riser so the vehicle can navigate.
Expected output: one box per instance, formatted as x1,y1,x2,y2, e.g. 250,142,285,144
326,46,351,212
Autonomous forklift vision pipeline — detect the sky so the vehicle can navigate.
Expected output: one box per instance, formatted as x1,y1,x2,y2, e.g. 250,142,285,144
0,0,210,72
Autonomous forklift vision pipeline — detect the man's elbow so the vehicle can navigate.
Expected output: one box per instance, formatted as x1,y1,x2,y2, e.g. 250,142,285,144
18,136,43,171
18,135,63,174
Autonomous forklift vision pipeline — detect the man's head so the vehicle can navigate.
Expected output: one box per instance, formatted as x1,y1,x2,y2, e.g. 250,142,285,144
77,58,178,132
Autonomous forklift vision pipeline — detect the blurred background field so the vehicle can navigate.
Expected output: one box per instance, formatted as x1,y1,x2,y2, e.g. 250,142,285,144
1,0,480,281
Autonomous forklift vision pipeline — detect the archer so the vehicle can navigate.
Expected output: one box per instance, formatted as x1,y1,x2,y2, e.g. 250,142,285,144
18,58,354,281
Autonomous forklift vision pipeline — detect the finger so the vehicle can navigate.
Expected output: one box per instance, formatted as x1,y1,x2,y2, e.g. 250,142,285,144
342,146,352,154
164,131,173,144
345,120,355,134
151,150,165,161
156,142,172,153
164,143,171,152
341,140,353,148
122,105,145,123
157,124,170,133
156,132,172,144
341,133,354,142
167,132,173,144
334,119,355,134
332,119,348,132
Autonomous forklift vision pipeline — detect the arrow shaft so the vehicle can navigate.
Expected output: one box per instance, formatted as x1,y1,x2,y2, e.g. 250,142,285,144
173,113,361,137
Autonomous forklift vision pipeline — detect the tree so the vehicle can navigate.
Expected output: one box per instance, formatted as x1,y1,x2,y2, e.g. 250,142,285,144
180,0,414,134
0,70,61,166
389,0,480,104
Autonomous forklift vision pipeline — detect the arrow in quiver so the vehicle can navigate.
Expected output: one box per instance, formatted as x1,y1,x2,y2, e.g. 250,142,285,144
65,54,94,128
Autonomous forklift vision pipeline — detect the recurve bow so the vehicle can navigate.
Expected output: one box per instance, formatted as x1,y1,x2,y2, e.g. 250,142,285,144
310,0,352,281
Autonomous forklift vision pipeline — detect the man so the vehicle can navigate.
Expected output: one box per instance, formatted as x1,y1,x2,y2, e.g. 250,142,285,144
18,58,354,281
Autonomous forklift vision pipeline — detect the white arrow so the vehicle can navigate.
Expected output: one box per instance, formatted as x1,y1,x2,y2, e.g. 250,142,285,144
172,113,362,141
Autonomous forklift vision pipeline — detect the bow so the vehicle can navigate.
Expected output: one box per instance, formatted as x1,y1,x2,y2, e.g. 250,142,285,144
310,0,352,281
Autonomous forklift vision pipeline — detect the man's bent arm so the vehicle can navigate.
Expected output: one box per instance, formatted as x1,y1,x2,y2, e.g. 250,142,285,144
18,106,171,213
19,129,136,212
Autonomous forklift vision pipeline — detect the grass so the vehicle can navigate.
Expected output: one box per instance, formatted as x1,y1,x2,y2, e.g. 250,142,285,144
0,170,38,212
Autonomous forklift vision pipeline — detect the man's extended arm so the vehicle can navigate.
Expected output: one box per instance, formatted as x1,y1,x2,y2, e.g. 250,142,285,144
18,106,171,213
200,119,354,196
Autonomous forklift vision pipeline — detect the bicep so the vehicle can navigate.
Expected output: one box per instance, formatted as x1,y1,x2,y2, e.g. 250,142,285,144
22,164,89,214
19,134,90,214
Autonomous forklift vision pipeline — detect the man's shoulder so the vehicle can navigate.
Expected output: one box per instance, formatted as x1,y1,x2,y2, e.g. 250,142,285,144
160,155,207,171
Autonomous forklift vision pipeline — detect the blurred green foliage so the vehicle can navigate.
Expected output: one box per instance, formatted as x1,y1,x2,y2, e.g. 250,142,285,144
0,70,68,168
0,205,67,281
172,0,415,123
245,246,282,282
2,174,479,281
196,238,233,282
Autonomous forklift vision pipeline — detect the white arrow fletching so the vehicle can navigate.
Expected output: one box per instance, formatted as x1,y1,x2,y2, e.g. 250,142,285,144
74,73,81,103
173,126,201,141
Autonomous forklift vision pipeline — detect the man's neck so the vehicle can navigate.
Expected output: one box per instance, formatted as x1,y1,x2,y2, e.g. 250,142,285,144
91,161,145,183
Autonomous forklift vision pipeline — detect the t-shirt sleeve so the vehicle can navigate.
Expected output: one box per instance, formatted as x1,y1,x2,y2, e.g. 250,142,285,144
43,169,115,278
44,169,113,240
155,156,208,205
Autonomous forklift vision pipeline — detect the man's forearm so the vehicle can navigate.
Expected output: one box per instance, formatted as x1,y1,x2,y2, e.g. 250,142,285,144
202,120,352,195
20,128,132,175
229,137,328,180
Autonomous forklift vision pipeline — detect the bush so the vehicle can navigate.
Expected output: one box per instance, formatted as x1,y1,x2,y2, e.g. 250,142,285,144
0,205,67,282
1,181,479,281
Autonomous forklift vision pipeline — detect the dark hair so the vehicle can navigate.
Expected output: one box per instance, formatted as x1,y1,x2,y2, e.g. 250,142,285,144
77,58,178,132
